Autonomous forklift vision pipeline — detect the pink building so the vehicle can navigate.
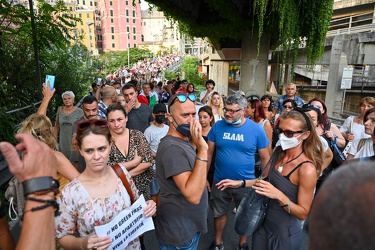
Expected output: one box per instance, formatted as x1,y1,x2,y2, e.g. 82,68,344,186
96,0,142,51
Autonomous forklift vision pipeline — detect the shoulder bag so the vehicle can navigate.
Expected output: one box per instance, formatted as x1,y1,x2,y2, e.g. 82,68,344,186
234,147,280,236
112,163,136,204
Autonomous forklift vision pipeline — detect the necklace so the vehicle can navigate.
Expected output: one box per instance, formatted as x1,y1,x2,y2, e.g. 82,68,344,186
277,151,303,173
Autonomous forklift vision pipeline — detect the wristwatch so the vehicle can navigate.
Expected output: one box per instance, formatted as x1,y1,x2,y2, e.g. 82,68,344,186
22,177,60,196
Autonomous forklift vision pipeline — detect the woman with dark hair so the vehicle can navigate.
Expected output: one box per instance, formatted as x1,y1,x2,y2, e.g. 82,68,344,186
187,83,195,94
340,97,375,155
260,94,275,124
198,106,215,188
308,98,345,148
272,99,297,148
55,120,156,249
107,103,154,201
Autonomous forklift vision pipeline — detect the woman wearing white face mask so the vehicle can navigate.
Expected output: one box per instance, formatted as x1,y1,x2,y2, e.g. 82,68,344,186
217,110,323,249
251,110,323,250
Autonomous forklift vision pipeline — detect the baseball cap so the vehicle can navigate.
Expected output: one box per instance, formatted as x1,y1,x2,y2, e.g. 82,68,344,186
153,103,167,113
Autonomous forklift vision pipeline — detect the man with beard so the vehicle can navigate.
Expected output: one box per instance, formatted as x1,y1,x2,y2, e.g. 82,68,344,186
71,95,103,172
207,93,270,250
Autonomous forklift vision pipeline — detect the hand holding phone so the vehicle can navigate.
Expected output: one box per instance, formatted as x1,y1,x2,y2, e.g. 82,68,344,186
45,75,55,90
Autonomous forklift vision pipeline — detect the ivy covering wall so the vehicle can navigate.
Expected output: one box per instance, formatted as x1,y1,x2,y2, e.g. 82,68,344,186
144,0,334,65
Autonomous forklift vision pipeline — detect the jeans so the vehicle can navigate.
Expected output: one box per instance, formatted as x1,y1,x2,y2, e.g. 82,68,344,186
159,232,201,250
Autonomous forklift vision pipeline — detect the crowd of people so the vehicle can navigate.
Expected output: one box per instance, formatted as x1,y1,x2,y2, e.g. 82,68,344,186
1,67,375,250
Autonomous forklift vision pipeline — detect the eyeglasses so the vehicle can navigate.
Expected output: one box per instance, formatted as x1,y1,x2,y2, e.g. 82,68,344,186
276,128,304,138
223,108,242,114
77,120,108,131
283,105,293,110
169,93,196,109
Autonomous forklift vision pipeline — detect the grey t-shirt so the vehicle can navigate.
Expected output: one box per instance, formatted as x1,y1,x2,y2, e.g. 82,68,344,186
155,135,208,246
126,104,154,133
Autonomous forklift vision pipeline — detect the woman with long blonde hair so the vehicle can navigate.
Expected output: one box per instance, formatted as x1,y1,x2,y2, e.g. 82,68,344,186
18,114,79,195
207,91,224,123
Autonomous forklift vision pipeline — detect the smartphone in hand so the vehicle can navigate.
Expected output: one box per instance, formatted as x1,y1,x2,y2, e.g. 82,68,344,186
45,75,55,90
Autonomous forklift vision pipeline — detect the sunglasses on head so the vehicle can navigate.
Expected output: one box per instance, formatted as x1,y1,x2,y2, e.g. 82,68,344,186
276,128,305,138
302,104,320,111
169,93,197,109
77,120,108,131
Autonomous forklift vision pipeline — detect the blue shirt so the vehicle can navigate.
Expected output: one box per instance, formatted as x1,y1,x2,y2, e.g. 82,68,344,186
274,95,305,114
208,119,269,181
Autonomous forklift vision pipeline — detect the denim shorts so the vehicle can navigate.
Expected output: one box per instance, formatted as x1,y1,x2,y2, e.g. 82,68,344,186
210,181,250,217
159,232,201,250
150,179,160,196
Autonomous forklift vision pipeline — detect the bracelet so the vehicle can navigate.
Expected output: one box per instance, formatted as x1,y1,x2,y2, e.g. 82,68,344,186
280,201,291,213
196,157,208,162
241,180,246,188
22,177,60,197
22,196,60,220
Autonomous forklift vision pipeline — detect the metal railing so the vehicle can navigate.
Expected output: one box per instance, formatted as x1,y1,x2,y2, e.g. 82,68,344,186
326,11,375,36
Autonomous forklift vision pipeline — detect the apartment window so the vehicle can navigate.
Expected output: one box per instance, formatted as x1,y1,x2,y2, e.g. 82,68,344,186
111,27,114,33
90,1,92,6
90,35,92,40
109,1,112,5
82,0,85,4
126,9,129,16
77,0,79,4
112,43,115,48
133,35,136,40
110,10,113,16
111,18,114,23
133,19,135,24
69,7,72,11
133,27,136,34
126,27,129,32
87,14,89,18
126,0,128,4
132,10,135,17
112,35,114,39
94,2,97,6
80,21,83,25
126,18,129,22
133,44,136,48
128,43,130,48
144,22,146,26
79,14,82,18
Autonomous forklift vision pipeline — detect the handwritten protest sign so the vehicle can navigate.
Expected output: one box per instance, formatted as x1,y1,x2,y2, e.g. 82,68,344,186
95,195,154,249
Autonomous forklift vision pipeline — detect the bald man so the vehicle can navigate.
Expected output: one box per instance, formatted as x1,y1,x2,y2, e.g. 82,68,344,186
98,86,117,119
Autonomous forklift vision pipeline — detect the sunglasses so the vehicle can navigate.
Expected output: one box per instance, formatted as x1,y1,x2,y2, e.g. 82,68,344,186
77,120,108,131
169,93,197,109
283,105,293,109
276,128,304,138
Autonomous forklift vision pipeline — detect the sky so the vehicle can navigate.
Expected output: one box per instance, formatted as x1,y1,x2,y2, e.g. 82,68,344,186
140,0,150,10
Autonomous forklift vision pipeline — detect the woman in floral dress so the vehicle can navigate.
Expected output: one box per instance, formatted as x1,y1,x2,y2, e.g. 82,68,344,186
55,120,156,250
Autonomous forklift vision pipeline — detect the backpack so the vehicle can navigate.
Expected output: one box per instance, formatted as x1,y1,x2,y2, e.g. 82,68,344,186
5,177,25,219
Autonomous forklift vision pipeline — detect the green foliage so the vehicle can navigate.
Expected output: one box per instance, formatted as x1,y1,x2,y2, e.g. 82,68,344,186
180,57,204,86
163,69,177,81
0,0,96,142
147,0,334,65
